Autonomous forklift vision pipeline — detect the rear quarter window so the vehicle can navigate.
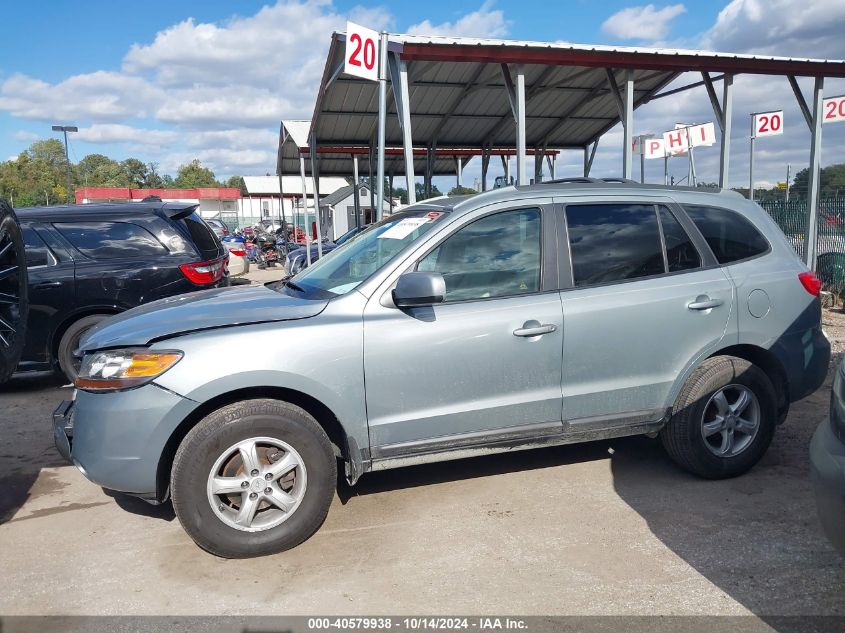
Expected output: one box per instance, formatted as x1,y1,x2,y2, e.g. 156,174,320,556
683,205,769,264
54,222,168,259
174,213,222,259
21,226,53,267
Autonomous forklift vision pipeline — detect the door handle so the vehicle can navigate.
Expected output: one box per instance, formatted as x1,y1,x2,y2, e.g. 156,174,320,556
32,281,62,290
513,323,557,337
687,296,723,311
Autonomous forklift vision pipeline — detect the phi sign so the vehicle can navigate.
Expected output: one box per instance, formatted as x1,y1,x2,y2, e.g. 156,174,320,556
753,111,784,138
344,22,380,82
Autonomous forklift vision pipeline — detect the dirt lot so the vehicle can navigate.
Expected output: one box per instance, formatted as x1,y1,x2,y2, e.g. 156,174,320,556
0,306,843,618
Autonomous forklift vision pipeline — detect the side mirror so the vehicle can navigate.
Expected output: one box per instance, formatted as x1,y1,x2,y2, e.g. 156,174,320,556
392,272,446,308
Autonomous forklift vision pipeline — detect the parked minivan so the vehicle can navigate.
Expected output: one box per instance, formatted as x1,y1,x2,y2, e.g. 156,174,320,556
53,180,829,558
16,201,228,381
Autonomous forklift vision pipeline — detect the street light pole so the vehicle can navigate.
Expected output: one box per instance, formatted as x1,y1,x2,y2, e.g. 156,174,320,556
52,125,78,203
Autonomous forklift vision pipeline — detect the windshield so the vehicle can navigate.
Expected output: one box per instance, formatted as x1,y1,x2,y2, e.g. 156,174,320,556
286,209,448,299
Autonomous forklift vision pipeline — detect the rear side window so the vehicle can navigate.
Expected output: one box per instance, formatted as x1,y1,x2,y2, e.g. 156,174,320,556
175,213,221,259
683,205,769,264
659,207,701,272
21,226,53,267
566,203,664,286
54,222,167,259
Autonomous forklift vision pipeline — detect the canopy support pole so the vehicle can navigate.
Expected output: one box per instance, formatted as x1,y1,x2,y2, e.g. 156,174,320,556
352,154,361,230
703,71,733,188
584,141,598,177
546,153,555,180
309,135,323,258
805,76,825,270
388,52,416,205
481,145,491,191
501,64,527,185
456,157,462,188
375,31,389,222
298,153,311,266
623,70,634,180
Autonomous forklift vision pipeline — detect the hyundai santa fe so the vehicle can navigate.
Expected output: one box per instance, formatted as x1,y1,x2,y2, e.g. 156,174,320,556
53,180,830,558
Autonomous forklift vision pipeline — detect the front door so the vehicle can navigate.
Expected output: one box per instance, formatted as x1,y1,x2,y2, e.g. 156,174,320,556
363,206,564,454
558,200,735,427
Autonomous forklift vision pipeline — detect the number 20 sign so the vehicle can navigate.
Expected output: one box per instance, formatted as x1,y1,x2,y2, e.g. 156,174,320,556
344,22,380,82
753,111,784,138
823,95,845,124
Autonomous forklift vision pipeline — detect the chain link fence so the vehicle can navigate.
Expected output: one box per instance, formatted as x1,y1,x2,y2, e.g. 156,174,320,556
758,198,845,297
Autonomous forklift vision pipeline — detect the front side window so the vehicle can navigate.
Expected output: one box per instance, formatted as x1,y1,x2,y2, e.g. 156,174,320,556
683,205,769,264
417,208,541,302
566,203,664,286
54,222,167,259
289,208,449,299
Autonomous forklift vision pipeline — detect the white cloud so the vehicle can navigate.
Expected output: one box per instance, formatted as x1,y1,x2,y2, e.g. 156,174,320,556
408,1,508,38
76,124,179,147
13,130,39,142
602,4,686,41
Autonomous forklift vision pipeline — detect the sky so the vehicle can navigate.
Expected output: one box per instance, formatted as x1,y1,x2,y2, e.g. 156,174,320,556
1,0,845,191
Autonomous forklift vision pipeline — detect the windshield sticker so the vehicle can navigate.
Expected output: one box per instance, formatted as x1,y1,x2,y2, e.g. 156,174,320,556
425,211,443,220
378,217,430,240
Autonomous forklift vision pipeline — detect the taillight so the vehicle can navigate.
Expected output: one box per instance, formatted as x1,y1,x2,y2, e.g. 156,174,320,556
223,228,229,236
180,257,226,285
799,271,822,296
230,249,246,257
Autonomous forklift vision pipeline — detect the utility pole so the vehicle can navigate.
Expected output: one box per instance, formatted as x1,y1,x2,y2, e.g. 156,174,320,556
52,125,78,203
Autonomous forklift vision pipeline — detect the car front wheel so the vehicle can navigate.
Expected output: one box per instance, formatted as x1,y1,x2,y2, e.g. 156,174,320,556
171,398,336,558
660,355,777,479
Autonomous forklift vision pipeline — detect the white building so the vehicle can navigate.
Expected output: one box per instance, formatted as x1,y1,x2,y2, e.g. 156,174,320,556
319,183,398,239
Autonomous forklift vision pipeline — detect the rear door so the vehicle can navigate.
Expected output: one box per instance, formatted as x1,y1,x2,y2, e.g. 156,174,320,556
19,222,75,368
556,196,735,430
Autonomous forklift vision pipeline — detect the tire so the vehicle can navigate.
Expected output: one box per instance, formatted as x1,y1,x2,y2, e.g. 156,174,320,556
0,199,28,383
171,398,336,558
57,314,109,382
660,356,777,479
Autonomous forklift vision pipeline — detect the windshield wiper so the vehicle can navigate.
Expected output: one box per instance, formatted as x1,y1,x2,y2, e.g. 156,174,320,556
283,279,306,293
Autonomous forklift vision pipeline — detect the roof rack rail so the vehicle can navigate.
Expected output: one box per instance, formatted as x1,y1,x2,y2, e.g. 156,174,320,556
541,177,640,186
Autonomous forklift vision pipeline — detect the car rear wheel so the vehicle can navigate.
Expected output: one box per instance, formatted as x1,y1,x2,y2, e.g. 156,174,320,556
0,200,28,383
660,355,777,479
171,398,336,558
57,314,109,382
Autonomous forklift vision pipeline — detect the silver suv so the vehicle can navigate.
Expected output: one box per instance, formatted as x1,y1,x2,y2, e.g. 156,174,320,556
53,181,830,558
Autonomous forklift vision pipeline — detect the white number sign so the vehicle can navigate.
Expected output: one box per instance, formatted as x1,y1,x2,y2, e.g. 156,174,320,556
823,96,845,124
753,110,784,137
344,22,379,82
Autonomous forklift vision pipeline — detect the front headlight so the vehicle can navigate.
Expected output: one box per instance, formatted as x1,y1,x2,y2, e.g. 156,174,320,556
75,349,183,392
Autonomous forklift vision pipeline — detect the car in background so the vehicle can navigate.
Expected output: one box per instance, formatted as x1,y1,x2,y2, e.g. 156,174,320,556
811,359,845,556
0,199,28,383
223,240,249,277
204,218,230,240
284,224,370,276
16,201,228,382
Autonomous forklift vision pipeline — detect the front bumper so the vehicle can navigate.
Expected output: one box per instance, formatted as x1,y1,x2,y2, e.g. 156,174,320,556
810,416,845,556
51,383,198,498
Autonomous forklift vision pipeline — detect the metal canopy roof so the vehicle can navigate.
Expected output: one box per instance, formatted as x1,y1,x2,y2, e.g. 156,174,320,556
309,33,845,153
277,119,556,176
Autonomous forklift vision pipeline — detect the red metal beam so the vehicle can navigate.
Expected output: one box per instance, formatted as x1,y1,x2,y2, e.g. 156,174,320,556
398,44,845,78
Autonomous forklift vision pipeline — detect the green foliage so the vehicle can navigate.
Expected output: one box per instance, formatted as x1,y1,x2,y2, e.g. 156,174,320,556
0,139,228,206
174,159,220,188
225,175,247,195
415,182,442,200
792,164,845,199
447,185,478,196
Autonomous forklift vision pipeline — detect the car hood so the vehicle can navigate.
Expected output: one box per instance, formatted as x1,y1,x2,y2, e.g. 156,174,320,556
80,284,328,351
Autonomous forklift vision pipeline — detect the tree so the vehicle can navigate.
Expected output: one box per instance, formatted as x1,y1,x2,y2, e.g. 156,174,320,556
27,139,67,168
76,154,116,185
144,162,165,188
792,163,845,199
447,185,477,196
225,175,247,195
415,182,442,200
121,158,149,188
174,159,220,188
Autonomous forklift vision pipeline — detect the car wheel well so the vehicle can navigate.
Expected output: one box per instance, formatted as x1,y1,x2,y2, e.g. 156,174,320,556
51,309,121,363
708,344,788,416
155,387,348,502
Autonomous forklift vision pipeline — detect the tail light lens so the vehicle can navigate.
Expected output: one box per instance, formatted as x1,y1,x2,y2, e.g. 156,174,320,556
799,271,822,296
223,228,229,236
180,257,226,285
230,248,246,257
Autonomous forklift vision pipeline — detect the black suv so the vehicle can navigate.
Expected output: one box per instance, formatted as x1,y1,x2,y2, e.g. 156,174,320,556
15,201,227,381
